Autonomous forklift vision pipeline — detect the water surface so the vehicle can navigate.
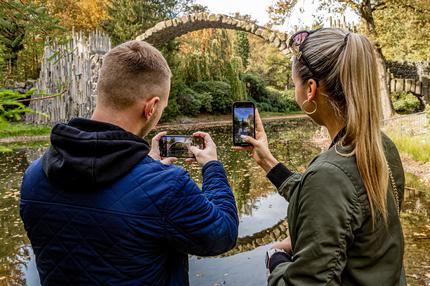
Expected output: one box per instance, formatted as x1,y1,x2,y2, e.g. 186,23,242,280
0,119,429,285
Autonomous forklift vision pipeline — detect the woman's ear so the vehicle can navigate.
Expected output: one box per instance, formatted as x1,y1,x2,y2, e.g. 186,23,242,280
306,79,318,101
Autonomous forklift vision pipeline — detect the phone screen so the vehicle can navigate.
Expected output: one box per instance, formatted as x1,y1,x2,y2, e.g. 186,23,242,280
233,102,255,146
160,135,204,158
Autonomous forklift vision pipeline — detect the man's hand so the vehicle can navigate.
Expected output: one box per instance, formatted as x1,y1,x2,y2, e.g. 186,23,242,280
148,131,177,165
187,132,218,167
232,109,279,173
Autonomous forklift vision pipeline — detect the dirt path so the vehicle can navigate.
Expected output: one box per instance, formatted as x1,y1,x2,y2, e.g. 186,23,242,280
0,114,308,144
0,135,50,144
155,114,308,130
400,154,430,184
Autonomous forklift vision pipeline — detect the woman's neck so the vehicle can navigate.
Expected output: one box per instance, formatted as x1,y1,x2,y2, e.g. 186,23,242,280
325,118,346,141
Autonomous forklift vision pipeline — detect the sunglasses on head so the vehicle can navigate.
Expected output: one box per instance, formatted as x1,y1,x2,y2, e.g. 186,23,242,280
287,29,320,84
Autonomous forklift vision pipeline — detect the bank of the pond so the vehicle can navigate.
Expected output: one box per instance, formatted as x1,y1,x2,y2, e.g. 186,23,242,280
0,123,51,139
0,113,308,144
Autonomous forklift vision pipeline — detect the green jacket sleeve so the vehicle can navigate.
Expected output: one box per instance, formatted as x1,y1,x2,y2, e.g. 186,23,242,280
277,172,303,202
268,162,359,286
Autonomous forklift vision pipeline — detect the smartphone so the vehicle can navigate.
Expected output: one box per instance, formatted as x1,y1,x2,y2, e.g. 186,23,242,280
160,135,205,158
232,101,256,146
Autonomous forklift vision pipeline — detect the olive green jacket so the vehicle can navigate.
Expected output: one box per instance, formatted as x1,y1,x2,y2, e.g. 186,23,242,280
268,135,406,286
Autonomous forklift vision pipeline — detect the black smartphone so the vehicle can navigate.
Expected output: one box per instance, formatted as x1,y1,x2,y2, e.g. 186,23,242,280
232,101,256,146
160,135,205,158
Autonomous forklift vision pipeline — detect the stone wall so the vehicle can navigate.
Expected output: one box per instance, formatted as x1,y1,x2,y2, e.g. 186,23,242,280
26,31,111,125
386,60,430,103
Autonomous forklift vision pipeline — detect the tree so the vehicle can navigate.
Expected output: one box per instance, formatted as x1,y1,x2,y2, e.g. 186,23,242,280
0,0,64,83
101,0,194,45
247,34,292,90
44,0,109,32
372,0,430,61
234,31,250,68
268,0,408,118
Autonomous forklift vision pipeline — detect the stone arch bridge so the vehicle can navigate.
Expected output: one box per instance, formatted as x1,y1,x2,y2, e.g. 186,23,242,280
27,13,291,124
136,13,290,53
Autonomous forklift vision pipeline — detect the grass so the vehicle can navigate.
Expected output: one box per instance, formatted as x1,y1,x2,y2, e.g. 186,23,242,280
405,173,429,191
0,123,51,138
0,145,12,153
386,131,430,163
260,111,304,117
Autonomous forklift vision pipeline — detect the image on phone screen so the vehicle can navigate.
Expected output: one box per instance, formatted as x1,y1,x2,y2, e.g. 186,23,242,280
233,103,255,146
160,135,204,158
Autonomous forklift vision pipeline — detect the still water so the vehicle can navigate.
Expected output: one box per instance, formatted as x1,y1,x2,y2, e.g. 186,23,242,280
0,119,429,285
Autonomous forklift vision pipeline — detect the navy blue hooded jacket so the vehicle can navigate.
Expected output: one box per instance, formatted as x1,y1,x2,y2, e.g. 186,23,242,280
20,118,239,286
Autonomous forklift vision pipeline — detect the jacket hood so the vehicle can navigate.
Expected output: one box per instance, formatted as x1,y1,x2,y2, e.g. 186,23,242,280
42,118,150,191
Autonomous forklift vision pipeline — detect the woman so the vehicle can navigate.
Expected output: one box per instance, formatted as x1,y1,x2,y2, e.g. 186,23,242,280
236,28,406,285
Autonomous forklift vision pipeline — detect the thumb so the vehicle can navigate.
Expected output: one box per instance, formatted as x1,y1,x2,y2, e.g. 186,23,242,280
161,157,177,165
189,146,199,155
241,135,258,146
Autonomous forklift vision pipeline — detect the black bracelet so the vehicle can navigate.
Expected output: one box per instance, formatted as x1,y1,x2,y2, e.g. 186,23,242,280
266,163,293,189
268,252,292,273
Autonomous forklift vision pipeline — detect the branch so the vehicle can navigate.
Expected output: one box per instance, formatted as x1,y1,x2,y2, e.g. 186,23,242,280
16,89,68,103
338,0,360,12
395,0,430,14
371,1,388,11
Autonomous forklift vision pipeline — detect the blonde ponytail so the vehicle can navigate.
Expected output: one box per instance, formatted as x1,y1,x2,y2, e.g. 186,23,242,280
339,33,389,222
295,28,389,222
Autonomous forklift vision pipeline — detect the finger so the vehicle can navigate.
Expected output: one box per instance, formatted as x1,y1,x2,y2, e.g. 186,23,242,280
152,131,167,143
161,157,177,165
255,109,265,133
192,131,208,138
189,145,200,155
185,158,197,164
232,146,253,152
241,135,259,146
193,132,215,147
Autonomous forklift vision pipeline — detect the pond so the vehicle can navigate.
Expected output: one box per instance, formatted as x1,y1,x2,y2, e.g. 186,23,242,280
0,119,429,286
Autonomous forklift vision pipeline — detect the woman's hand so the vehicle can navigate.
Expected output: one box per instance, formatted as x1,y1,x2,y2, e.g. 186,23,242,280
233,109,279,173
148,131,177,165
271,236,292,255
187,132,218,167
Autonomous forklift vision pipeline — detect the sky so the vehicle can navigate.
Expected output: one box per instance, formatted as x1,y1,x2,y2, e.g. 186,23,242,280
194,0,360,32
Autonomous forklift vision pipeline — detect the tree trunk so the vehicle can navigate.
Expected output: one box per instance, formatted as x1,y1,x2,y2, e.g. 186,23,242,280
375,49,394,119
359,0,394,119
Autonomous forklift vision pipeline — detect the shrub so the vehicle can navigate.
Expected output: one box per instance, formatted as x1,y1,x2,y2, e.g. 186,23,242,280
173,83,202,116
241,72,268,101
0,88,35,123
192,81,233,114
256,87,300,113
391,91,422,114
194,91,212,113
160,93,180,122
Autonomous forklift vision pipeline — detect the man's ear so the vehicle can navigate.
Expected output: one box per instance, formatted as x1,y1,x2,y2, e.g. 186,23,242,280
142,97,160,119
306,79,318,101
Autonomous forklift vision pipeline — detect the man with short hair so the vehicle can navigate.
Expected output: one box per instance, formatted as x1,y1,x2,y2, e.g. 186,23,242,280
20,40,239,286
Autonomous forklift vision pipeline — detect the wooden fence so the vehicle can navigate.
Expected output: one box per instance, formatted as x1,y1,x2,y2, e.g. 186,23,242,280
383,112,428,135
26,31,111,125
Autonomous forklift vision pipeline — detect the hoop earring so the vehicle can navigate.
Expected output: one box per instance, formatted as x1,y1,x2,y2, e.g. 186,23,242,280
302,99,317,115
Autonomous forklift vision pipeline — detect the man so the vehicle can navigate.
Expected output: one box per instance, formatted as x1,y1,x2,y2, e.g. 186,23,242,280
20,40,239,285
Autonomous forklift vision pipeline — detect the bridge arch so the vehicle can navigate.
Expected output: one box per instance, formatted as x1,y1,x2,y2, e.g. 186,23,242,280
136,13,290,54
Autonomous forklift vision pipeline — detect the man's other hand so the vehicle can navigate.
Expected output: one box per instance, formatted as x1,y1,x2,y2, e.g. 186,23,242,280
187,132,218,167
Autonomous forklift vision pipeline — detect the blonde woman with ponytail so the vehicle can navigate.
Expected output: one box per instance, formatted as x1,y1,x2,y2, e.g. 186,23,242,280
235,28,406,285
